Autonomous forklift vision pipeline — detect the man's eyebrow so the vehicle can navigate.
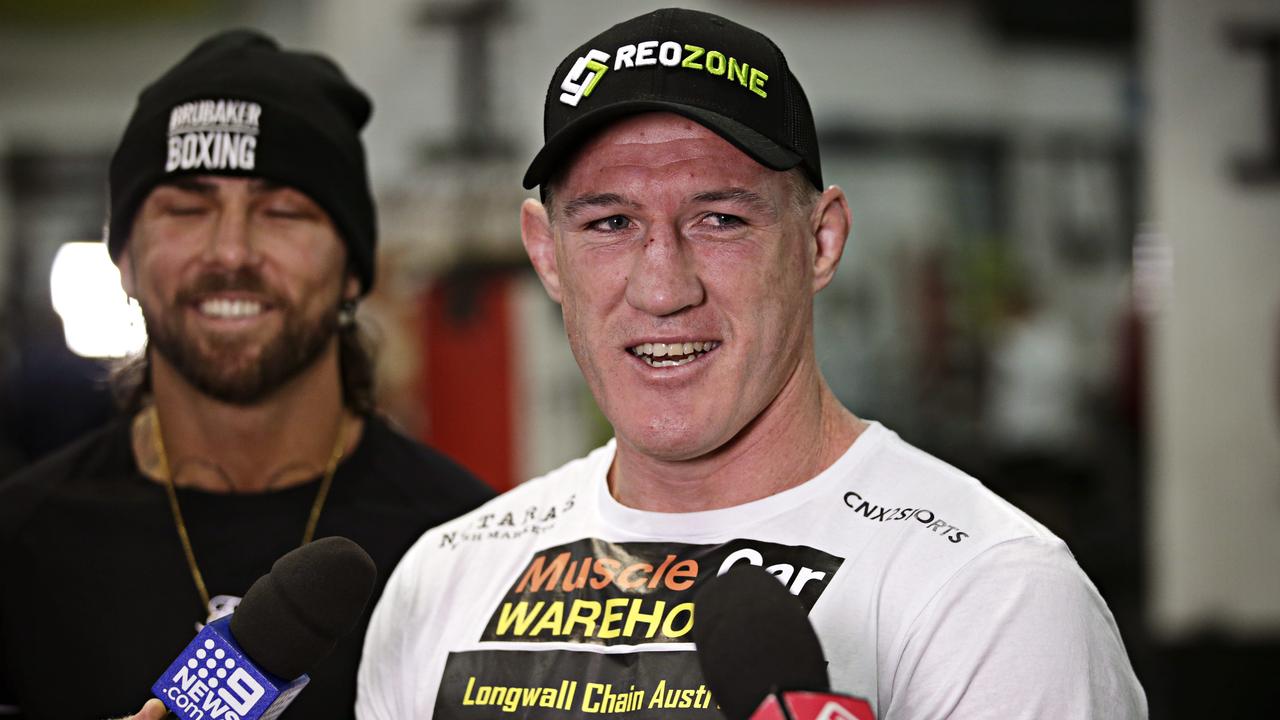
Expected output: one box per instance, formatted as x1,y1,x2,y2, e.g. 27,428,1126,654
560,192,637,219
691,188,775,215
250,179,285,194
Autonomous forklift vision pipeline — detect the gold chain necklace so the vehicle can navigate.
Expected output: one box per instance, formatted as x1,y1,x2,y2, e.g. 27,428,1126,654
147,405,347,613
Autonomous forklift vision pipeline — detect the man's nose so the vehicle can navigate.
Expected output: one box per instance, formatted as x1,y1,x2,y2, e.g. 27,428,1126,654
624,223,704,317
203,207,259,268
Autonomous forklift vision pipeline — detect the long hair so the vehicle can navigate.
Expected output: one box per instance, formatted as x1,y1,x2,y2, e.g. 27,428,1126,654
110,322,376,415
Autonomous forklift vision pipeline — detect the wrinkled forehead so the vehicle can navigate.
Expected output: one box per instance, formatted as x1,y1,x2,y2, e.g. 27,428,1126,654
551,112,781,205
582,112,724,148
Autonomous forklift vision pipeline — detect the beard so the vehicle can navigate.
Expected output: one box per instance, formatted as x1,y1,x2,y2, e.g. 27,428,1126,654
141,268,340,405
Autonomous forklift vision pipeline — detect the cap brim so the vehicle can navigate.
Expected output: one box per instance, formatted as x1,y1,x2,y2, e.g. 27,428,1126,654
522,100,803,190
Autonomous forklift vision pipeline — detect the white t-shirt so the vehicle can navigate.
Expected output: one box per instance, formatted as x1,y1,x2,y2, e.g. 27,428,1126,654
357,423,1146,719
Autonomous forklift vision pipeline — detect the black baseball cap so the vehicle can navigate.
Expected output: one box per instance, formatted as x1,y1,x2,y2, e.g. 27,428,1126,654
523,8,822,192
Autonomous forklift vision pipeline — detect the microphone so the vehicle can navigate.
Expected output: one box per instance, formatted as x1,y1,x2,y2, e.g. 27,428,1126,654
693,565,876,720
151,536,377,720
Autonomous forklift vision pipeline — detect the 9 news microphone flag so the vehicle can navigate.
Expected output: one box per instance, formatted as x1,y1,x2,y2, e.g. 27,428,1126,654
152,537,376,720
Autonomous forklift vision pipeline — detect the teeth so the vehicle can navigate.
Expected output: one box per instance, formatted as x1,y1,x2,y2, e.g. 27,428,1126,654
628,340,719,367
200,298,263,319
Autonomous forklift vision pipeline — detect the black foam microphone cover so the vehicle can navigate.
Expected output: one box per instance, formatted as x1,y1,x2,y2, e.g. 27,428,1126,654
693,564,830,719
230,536,377,680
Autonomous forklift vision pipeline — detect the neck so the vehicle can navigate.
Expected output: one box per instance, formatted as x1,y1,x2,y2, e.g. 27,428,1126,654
134,344,363,493
608,357,866,512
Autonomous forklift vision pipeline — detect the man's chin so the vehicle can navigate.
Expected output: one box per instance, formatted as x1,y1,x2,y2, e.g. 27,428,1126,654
617,422,728,464
155,347,277,404
182,371,280,406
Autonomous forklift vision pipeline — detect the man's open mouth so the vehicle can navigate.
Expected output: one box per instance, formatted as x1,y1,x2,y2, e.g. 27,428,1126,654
197,297,265,319
628,341,719,368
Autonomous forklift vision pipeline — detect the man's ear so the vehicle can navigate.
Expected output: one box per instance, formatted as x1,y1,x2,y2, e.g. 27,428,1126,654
520,198,562,304
117,245,138,298
810,186,851,294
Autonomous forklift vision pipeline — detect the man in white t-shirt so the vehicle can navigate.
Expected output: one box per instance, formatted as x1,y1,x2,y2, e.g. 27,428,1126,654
358,8,1147,719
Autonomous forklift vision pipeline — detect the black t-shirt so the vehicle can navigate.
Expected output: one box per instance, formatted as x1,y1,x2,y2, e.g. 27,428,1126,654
0,413,494,720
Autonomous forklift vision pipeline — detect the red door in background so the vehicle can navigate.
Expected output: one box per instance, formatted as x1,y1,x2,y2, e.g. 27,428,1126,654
419,271,517,492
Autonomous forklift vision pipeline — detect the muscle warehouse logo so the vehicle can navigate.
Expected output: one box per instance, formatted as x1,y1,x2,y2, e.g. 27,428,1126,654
165,98,261,173
160,638,264,720
481,537,843,645
558,41,771,107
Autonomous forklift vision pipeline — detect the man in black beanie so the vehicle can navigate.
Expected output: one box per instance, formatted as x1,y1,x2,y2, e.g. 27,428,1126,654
0,29,492,720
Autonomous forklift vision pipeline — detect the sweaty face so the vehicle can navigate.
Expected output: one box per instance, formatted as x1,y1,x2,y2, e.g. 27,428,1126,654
122,176,353,405
545,113,820,462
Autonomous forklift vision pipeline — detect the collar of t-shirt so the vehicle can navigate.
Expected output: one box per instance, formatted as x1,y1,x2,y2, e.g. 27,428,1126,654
595,421,888,541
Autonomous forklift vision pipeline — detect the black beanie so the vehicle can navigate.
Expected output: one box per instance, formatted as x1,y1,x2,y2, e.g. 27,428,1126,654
107,29,378,294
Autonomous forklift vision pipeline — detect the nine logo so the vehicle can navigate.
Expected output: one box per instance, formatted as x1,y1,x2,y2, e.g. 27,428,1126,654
152,616,308,720
161,638,264,720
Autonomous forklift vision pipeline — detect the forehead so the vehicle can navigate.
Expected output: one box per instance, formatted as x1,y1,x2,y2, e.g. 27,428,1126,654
144,175,311,200
555,112,780,198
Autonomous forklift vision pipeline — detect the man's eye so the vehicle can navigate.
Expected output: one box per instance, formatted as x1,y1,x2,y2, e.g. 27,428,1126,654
705,213,744,228
262,206,316,220
588,215,632,232
165,204,208,217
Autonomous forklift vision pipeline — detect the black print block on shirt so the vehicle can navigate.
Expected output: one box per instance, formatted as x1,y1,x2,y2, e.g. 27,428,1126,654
432,537,844,719
482,537,844,645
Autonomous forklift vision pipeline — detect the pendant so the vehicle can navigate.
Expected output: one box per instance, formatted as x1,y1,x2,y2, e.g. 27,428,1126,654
195,593,243,632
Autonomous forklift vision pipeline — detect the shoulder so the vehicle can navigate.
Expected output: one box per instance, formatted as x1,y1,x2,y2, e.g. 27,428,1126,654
0,416,133,536
2,414,133,488
363,443,608,694
885,535,1146,716
382,442,609,594
434,441,609,536
848,424,1057,554
410,443,607,551
911,534,1097,627
840,428,1145,715
831,425,1080,640
347,414,495,510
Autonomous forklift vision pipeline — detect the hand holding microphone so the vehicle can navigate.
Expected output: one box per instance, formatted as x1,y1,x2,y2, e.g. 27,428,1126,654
693,565,876,720
116,698,168,720
122,536,376,720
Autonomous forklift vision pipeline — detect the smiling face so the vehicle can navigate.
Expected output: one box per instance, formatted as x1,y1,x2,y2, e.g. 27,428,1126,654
119,176,357,405
522,113,848,464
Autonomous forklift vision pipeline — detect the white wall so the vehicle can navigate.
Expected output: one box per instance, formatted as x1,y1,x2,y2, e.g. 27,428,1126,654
1148,0,1280,638
0,0,1130,251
